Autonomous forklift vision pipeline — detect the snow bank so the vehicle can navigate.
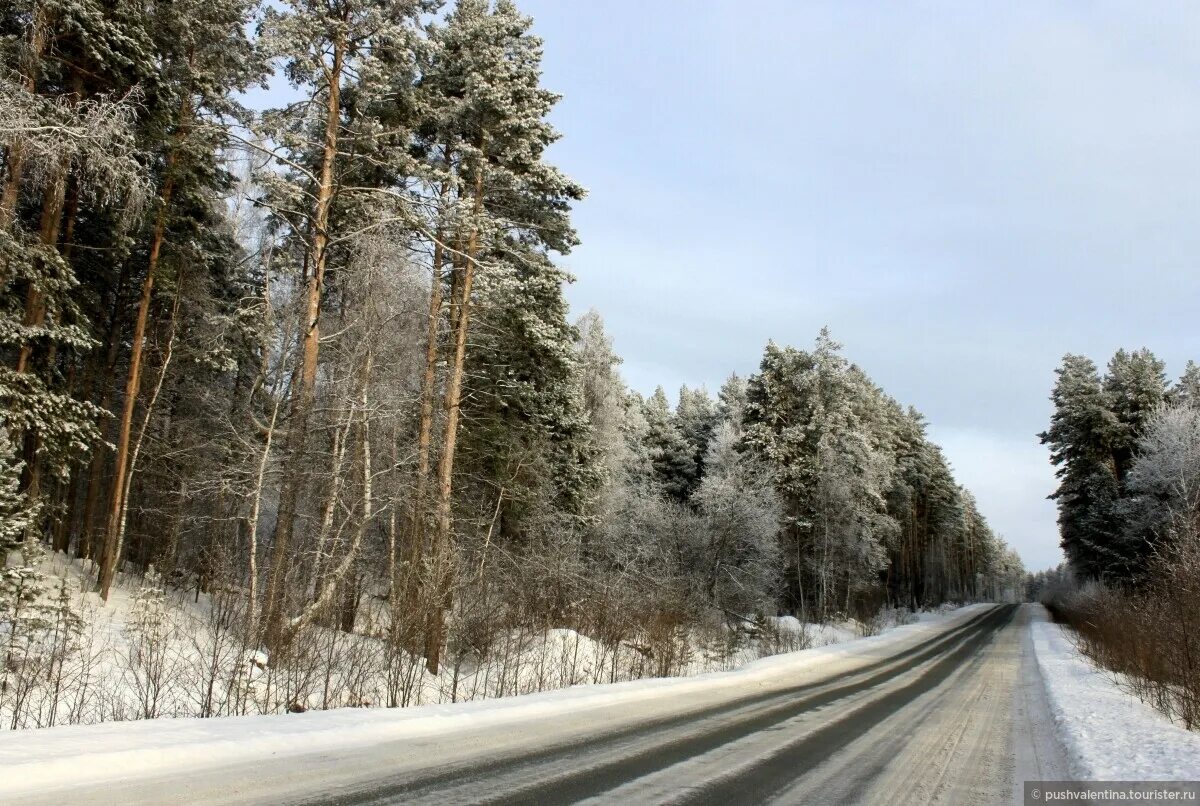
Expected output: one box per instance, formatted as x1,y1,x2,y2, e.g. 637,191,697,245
0,603,989,797
1030,605,1200,778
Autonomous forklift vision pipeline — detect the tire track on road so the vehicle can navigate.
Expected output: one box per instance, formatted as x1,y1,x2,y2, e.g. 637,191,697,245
678,605,1016,805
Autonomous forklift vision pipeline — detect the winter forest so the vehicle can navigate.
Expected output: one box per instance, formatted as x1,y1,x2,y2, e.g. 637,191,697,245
0,0,1024,729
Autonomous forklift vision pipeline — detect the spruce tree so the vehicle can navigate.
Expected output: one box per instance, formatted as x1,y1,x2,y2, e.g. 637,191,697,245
642,386,696,503
675,384,717,499
1170,360,1200,408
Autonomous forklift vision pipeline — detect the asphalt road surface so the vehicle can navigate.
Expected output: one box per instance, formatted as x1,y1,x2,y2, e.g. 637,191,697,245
20,604,1067,805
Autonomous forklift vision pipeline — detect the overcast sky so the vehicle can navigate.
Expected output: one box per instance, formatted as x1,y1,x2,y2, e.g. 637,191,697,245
514,1,1200,572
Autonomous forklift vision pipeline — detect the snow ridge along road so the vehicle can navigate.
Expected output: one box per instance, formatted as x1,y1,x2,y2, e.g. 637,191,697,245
8,604,1066,805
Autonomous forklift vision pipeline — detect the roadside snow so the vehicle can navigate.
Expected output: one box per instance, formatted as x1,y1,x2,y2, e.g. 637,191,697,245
0,603,989,798
1030,604,1200,779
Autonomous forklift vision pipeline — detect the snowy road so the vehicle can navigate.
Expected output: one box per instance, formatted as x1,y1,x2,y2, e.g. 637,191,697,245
10,603,1067,805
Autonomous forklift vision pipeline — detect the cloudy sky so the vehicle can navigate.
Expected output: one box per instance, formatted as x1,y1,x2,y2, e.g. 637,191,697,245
515,1,1200,572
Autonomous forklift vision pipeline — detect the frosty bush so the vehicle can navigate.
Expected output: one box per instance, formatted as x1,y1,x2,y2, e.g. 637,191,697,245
858,604,917,638
122,569,186,719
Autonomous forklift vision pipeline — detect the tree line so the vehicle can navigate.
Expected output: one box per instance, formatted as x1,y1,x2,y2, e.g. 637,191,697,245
1040,350,1200,582
1038,350,1200,728
1,0,1021,697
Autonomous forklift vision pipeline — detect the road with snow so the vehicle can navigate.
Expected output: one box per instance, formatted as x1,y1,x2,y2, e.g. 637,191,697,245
8,603,1071,805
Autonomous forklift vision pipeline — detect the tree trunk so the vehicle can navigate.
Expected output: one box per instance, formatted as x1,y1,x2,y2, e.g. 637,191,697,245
245,396,280,640
280,345,373,646
99,273,183,600
76,265,130,561
425,150,486,675
410,188,449,568
244,261,278,639
96,160,179,600
387,423,402,641
261,39,345,649
407,176,453,654
338,575,359,634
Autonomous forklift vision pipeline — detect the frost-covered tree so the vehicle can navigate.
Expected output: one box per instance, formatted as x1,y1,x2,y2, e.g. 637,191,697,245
692,421,781,616
716,373,748,431
1121,405,1200,574
575,310,626,474
254,0,427,649
744,330,896,618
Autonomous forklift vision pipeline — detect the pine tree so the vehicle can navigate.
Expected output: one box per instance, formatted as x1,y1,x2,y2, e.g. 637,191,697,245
254,0,426,648
96,0,262,600
1104,348,1167,484
1040,354,1121,579
416,0,585,672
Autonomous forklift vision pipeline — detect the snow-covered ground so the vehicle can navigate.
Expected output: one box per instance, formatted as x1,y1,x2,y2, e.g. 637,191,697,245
1030,604,1200,779
2,551,964,731
0,602,989,799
